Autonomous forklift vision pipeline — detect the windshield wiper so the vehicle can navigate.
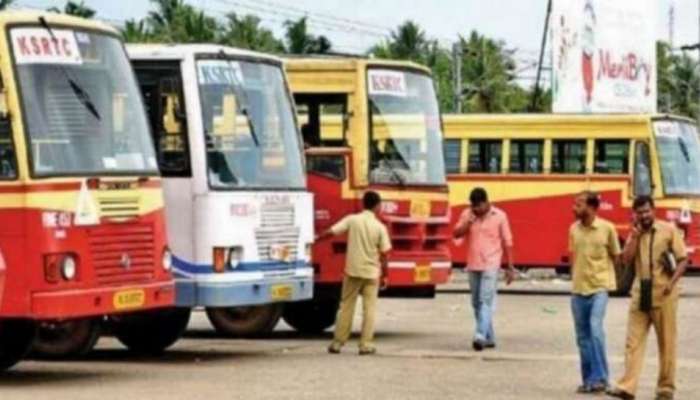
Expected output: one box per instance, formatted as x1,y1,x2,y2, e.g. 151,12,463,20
38,17,101,121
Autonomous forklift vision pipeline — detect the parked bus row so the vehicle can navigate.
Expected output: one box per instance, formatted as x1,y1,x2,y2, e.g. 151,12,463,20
0,11,451,370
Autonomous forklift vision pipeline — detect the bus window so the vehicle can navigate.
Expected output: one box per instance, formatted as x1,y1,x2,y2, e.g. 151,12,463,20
634,142,652,196
509,140,543,174
468,140,501,173
552,140,587,174
307,154,346,181
594,140,629,174
294,94,348,147
133,62,191,177
444,139,462,174
0,117,15,179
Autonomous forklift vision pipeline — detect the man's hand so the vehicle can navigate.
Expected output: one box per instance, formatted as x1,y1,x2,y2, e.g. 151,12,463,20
505,266,517,285
380,275,389,290
663,282,675,297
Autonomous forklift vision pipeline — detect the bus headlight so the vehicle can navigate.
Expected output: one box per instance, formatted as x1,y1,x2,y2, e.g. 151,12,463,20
270,244,291,262
61,255,77,280
229,246,244,269
162,248,173,272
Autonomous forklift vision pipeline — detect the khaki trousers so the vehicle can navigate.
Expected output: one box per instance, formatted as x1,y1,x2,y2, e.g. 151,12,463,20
332,275,379,349
616,294,678,396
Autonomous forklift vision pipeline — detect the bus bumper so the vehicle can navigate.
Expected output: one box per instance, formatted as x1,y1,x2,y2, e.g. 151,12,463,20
385,260,452,287
173,258,314,307
30,280,175,320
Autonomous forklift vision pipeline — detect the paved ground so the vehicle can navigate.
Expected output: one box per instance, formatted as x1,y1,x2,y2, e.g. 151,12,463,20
2,272,700,400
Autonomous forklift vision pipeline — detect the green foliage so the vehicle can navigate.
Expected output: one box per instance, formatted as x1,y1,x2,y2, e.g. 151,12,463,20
49,1,96,18
284,17,331,54
219,13,284,53
657,41,700,120
0,0,13,10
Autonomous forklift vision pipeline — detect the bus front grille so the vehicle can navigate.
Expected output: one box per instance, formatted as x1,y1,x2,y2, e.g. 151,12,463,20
88,224,156,285
255,204,300,261
97,197,141,221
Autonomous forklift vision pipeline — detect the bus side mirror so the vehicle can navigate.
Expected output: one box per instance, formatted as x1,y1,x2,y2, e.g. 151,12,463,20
213,93,237,136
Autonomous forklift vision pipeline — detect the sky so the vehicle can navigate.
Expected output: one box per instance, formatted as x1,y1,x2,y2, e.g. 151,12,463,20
12,0,700,65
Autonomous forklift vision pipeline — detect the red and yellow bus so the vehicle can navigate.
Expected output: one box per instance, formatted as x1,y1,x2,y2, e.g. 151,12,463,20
444,113,700,293
283,57,452,332
0,12,176,368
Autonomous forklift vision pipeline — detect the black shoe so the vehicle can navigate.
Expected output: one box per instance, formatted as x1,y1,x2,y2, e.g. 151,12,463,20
485,342,496,349
655,393,674,400
472,340,484,352
606,388,635,400
359,347,376,356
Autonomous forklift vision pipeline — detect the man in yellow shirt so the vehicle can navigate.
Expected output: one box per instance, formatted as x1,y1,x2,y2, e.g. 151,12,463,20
569,191,621,394
608,196,687,400
316,191,392,355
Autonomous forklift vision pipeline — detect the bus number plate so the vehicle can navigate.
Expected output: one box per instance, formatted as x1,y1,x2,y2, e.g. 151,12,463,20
113,289,146,310
414,265,432,283
410,200,431,219
271,284,293,301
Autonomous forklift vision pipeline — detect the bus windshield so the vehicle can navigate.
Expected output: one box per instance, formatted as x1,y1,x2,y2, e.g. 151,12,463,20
654,120,700,196
197,58,304,190
11,27,157,176
368,68,446,186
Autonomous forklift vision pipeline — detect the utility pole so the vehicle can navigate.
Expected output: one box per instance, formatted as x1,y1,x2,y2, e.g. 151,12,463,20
453,42,463,113
530,0,553,112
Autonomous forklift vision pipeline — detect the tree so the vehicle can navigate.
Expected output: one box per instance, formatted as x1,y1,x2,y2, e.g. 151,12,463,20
147,0,218,43
220,13,284,53
657,41,700,120
284,17,331,54
49,1,96,18
0,0,13,10
121,19,154,43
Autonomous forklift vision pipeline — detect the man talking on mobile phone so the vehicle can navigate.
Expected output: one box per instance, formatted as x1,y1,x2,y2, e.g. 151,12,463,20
607,196,687,400
317,191,392,356
453,187,515,352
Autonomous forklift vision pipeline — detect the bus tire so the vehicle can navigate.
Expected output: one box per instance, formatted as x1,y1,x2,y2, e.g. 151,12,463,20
612,262,635,297
31,318,101,359
0,319,36,370
112,308,191,354
282,299,338,334
205,304,283,337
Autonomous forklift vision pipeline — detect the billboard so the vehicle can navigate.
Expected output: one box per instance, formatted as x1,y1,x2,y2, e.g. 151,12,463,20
551,0,656,113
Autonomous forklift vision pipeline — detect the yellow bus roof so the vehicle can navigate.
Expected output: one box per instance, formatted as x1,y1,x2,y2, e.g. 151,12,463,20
442,113,695,140
0,10,119,35
284,56,432,75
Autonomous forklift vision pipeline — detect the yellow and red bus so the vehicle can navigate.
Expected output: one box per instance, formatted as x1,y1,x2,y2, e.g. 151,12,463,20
443,113,700,293
283,57,452,332
0,11,176,367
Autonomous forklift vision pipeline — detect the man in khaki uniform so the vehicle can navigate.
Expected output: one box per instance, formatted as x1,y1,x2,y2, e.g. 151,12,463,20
316,191,392,355
608,196,688,400
569,191,621,394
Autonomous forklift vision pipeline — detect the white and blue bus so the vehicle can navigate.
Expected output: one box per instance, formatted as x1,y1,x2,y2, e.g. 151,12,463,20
128,45,314,336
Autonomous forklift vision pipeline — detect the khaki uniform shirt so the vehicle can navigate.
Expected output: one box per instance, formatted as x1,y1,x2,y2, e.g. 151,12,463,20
331,210,392,280
569,217,621,295
630,220,686,308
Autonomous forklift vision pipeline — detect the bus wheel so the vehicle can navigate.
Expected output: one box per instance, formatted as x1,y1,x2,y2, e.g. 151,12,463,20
612,262,635,297
0,319,36,370
31,318,100,359
205,304,283,337
282,299,338,334
112,308,191,354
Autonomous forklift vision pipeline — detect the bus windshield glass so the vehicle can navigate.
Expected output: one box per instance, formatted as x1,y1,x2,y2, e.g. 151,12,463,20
197,58,304,190
654,120,700,196
11,27,157,176
368,68,446,186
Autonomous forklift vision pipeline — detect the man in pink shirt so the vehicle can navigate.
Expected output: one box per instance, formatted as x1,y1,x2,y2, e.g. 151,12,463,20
453,187,516,351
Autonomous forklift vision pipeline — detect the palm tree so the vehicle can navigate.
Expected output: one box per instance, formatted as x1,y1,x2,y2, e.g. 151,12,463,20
147,0,217,43
284,17,331,54
121,19,153,43
49,1,96,18
0,0,13,10
220,13,284,52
